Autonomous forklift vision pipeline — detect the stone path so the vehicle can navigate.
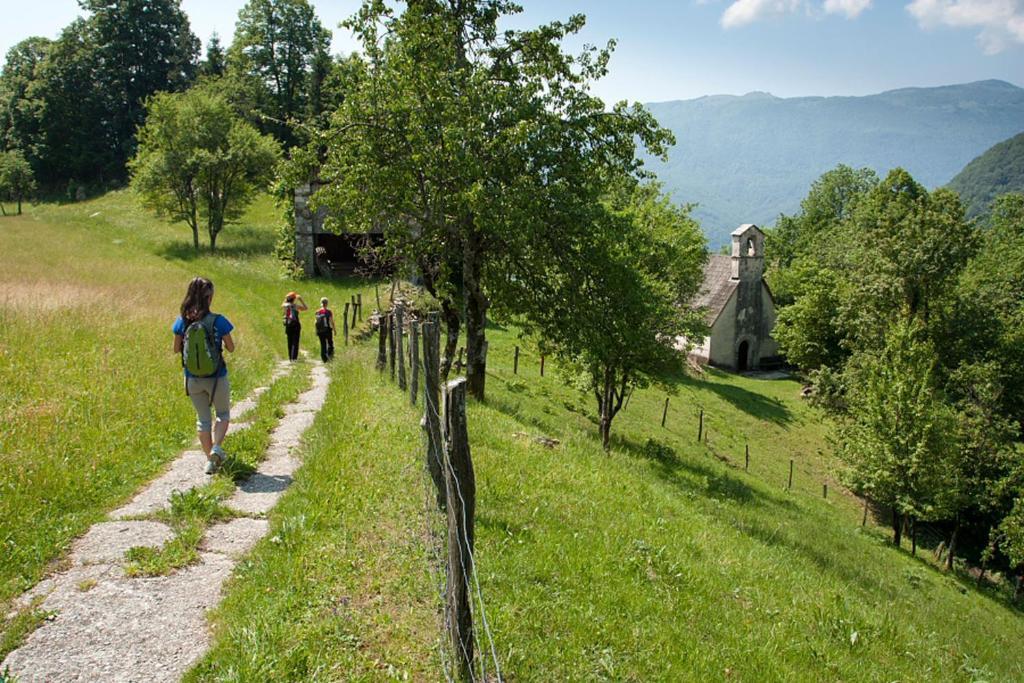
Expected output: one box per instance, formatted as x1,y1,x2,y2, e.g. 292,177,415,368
2,360,331,683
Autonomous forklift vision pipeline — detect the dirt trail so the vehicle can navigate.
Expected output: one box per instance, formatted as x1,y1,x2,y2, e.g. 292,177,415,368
2,360,331,683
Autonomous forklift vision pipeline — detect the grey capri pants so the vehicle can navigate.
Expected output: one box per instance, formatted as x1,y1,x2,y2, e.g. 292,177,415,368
186,376,231,432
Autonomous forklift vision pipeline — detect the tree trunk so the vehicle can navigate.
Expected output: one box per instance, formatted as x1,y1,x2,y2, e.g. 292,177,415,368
463,228,488,400
439,300,460,382
17,196,22,215
209,227,219,252
1015,572,1023,603
892,508,902,547
946,519,959,571
192,225,200,251
911,517,917,556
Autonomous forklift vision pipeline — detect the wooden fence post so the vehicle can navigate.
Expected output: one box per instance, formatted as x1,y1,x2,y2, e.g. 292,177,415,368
422,314,446,510
357,293,362,321
661,397,669,428
698,409,704,443
396,305,407,391
443,377,475,681
788,459,794,491
823,483,828,499
513,346,519,375
388,312,397,380
745,443,749,471
351,296,358,330
540,354,545,377
410,320,420,406
343,302,350,346
376,312,388,371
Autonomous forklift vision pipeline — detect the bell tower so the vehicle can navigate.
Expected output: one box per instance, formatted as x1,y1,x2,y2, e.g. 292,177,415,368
731,224,764,282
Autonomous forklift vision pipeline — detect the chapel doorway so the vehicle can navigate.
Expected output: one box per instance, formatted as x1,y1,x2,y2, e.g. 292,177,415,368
737,340,750,372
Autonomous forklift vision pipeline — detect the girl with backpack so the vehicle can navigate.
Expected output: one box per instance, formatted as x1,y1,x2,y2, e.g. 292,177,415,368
172,277,235,474
282,291,307,361
314,297,336,362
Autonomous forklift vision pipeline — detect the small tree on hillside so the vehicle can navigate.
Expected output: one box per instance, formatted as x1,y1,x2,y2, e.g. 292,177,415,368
521,182,707,449
836,320,954,546
0,150,36,215
131,85,280,251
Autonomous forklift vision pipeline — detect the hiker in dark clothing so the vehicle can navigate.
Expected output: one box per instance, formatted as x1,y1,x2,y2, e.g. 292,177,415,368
282,291,307,361
315,297,336,362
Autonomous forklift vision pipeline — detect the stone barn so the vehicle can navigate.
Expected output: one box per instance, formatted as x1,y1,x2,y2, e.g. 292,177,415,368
294,181,385,277
689,224,779,371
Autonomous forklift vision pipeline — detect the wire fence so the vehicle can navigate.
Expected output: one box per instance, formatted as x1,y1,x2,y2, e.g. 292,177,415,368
375,303,503,682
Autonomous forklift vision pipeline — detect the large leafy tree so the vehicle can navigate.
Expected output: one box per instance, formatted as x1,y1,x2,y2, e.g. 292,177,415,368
229,0,331,145
316,0,671,400
938,363,1020,570
836,321,954,546
130,86,280,251
81,0,200,172
27,20,117,185
0,37,51,157
766,164,877,286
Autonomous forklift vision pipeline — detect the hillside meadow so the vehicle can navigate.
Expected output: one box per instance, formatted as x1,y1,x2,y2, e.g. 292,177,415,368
1,192,1022,681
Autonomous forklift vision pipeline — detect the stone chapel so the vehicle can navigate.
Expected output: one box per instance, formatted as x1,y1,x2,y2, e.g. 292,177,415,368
689,224,779,371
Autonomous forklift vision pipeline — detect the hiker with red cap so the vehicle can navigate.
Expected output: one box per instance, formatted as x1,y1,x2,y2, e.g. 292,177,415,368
282,291,307,361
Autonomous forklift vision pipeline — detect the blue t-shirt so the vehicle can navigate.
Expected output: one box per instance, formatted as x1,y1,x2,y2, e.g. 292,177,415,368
173,314,233,378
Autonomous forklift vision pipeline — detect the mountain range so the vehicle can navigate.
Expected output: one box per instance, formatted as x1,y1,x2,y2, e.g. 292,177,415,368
642,80,1024,246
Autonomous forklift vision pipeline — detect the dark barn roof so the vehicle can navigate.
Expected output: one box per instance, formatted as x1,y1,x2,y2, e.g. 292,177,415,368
693,255,737,325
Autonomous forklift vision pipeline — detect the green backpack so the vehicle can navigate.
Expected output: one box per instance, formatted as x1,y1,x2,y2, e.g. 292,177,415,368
182,314,223,377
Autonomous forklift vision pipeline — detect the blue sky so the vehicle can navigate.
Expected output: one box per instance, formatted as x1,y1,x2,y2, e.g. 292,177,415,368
2,0,1022,103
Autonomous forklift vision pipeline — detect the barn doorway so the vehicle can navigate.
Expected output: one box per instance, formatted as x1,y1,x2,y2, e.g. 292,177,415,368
737,341,750,372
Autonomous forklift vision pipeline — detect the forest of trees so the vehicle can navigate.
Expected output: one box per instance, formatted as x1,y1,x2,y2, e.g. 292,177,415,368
0,0,351,194
766,165,1024,594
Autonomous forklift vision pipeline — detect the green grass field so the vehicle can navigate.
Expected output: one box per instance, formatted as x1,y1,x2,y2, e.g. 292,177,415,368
2,192,1022,681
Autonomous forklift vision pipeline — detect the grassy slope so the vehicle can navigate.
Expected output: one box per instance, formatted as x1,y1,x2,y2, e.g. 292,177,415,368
472,337,1024,681
0,192,367,606
2,192,1023,681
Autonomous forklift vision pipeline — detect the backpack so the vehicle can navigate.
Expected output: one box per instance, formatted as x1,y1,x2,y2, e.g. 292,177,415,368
283,303,299,328
315,308,332,334
182,314,223,377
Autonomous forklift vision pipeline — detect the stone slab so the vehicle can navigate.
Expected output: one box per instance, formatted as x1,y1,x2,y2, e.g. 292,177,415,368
111,450,208,519
202,518,269,558
71,521,174,566
2,554,233,683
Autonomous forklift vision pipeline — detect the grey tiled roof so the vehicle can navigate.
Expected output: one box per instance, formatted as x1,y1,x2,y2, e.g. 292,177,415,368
692,255,737,324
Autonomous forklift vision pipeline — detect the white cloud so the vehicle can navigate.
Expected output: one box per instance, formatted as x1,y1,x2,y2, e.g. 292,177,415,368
823,0,873,18
906,0,1024,53
719,0,872,28
721,0,803,28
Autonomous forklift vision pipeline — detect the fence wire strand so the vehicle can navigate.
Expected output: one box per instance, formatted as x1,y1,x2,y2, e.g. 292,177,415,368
408,315,502,683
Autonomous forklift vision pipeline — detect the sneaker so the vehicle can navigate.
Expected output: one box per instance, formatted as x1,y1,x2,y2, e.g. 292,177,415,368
205,447,226,475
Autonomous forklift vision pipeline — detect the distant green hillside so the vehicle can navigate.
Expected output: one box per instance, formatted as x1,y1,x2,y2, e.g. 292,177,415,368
643,80,1024,246
949,132,1024,218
